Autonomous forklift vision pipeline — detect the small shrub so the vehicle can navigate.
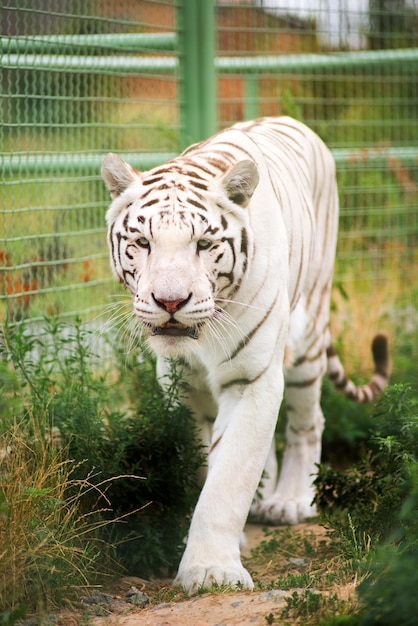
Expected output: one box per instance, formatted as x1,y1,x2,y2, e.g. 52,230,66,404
321,378,374,466
356,543,418,626
314,384,418,548
83,355,204,575
315,384,418,625
355,465,418,626
0,316,204,614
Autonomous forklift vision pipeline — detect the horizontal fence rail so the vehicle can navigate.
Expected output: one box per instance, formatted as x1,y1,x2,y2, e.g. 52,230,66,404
1,33,177,53
1,153,178,176
3,34,418,174
4,34,418,144
3,41,418,74
2,147,418,177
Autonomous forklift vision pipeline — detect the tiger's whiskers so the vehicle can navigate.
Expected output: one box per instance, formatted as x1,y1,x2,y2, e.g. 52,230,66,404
94,296,144,358
205,305,249,362
215,297,268,313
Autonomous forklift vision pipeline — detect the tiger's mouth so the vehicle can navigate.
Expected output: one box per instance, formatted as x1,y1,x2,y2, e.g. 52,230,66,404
151,322,199,339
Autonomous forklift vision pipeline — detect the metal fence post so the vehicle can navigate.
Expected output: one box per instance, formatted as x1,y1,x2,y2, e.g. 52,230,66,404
177,0,216,149
243,75,259,120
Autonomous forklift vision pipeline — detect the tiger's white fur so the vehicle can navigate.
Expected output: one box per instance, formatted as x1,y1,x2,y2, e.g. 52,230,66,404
102,116,390,595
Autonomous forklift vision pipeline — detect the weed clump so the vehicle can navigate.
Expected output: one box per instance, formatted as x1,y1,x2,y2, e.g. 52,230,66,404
0,318,203,614
315,384,418,625
315,384,418,546
0,416,105,614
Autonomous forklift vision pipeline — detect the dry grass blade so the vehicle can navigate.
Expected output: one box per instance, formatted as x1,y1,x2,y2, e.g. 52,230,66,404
0,413,116,614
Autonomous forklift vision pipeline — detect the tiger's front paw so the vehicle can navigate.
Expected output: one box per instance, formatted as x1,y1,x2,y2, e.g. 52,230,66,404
260,496,316,525
174,559,254,595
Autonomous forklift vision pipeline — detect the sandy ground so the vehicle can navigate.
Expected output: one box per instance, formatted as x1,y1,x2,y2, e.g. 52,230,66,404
88,525,313,626
96,588,291,626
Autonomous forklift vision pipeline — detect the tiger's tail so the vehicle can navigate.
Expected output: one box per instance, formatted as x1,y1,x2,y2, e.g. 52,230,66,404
326,333,391,403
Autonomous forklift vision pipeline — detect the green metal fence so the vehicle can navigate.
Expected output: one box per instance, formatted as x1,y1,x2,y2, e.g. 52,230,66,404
2,1,418,360
2,0,180,323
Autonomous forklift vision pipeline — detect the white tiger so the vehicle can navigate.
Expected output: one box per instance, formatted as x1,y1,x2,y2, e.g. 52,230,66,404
102,116,390,595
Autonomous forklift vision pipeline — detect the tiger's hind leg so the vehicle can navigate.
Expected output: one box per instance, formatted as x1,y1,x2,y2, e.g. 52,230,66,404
249,436,278,519
258,351,327,525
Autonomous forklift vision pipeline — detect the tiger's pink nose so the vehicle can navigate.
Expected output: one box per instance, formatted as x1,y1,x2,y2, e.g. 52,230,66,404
152,293,192,313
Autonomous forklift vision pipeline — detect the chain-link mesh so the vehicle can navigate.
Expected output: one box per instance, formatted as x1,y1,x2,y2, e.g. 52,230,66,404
1,0,178,323
2,1,418,367
215,0,418,367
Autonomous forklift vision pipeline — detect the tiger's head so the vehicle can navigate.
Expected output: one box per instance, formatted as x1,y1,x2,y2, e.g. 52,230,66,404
102,152,259,357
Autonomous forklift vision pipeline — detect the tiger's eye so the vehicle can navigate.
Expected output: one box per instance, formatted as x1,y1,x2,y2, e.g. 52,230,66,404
197,239,212,250
138,236,150,248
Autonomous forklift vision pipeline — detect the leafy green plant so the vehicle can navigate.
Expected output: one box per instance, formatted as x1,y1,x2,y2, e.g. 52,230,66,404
321,378,375,466
356,545,418,626
280,589,350,624
314,384,418,625
352,463,418,626
264,571,313,591
0,317,204,580
0,360,20,418
315,384,417,547
87,353,204,575
282,590,324,618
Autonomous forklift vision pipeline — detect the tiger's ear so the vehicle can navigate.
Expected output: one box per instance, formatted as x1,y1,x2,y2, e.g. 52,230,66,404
221,160,259,207
101,153,141,198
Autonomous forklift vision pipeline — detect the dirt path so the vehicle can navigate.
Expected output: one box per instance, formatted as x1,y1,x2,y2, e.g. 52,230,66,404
95,588,290,626
88,523,337,626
